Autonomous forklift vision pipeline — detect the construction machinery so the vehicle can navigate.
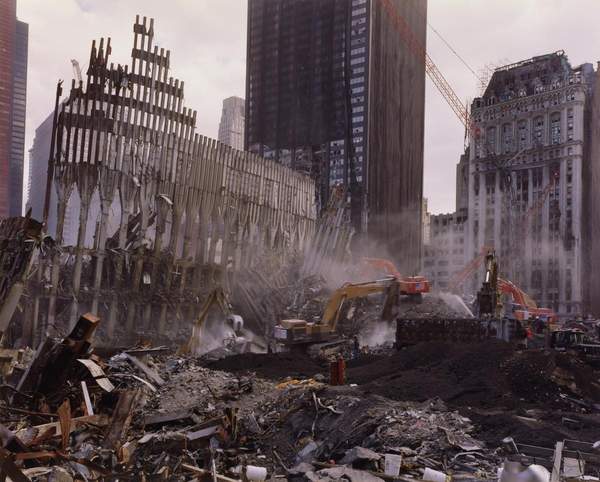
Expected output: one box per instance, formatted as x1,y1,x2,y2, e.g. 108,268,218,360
549,329,600,364
273,278,400,352
181,287,248,356
359,257,430,297
497,278,558,325
473,250,558,323
448,246,494,294
476,251,500,318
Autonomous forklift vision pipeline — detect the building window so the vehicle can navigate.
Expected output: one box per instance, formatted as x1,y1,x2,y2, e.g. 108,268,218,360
486,126,496,154
533,117,544,146
550,113,561,144
502,123,513,153
567,108,574,141
518,120,528,150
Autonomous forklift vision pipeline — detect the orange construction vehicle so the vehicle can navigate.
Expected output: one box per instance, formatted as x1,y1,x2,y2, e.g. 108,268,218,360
497,277,558,325
359,257,430,296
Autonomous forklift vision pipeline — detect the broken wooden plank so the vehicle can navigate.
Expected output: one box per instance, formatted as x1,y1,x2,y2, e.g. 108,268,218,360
181,464,241,482
103,389,140,449
124,353,164,386
57,399,71,451
81,381,94,416
16,414,109,441
144,409,196,428
77,358,115,392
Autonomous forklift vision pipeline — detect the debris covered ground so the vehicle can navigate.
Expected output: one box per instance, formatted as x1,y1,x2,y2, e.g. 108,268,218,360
3,311,600,480
2,215,600,480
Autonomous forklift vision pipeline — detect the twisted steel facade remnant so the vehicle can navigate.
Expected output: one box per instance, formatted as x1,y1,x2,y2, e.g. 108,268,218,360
34,16,316,344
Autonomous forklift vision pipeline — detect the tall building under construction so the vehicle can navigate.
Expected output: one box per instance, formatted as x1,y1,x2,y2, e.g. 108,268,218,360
466,51,600,316
245,0,427,272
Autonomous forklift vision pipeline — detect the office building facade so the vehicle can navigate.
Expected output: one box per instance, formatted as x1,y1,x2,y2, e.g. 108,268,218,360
0,0,28,218
467,52,595,316
218,96,245,150
245,0,427,272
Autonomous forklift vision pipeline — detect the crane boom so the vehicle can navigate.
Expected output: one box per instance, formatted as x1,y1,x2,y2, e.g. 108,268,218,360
378,0,475,135
448,246,493,293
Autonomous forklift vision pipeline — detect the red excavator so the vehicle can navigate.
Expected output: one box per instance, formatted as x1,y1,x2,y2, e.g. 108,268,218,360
497,277,558,325
359,257,430,297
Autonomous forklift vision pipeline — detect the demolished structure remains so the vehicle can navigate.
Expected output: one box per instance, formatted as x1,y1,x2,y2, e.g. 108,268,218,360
23,16,319,347
1,5,600,482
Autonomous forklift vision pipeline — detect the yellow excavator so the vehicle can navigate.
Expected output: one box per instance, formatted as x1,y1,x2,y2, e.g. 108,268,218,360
273,278,400,352
181,287,246,356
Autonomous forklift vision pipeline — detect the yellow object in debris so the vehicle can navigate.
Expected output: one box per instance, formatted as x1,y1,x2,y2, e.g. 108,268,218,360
275,378,322,390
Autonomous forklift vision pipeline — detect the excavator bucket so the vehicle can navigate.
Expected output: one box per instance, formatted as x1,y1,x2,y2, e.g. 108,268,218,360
181,287,240,356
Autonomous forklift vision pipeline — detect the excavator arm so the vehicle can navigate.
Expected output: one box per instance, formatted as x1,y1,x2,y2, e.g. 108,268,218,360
180,287,232,354
497,278,537,309
321,279,397,331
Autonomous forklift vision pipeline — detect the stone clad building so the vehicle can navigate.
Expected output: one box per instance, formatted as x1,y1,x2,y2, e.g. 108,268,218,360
467,51,595,316
422,209,467,292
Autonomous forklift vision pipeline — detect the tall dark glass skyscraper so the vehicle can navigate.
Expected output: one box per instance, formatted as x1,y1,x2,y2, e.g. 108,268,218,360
0,0,28,218
245,0,427,272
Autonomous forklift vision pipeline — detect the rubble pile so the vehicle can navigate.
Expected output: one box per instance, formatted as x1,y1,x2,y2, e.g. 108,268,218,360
2,311,600,480
0,330,506,481
254,386,500,477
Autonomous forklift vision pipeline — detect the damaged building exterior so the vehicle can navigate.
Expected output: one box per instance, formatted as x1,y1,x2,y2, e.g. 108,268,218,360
466,51,596,316
245,0,427,273
422,209,467,292
24,16,317,346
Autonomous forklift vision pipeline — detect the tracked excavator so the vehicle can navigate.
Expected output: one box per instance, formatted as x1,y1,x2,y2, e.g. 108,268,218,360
273,278,401,355
358,257,430,297
470,250,557,324
181,287,252,356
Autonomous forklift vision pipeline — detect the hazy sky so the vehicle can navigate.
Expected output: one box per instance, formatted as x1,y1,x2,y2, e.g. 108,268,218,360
16,0,600,214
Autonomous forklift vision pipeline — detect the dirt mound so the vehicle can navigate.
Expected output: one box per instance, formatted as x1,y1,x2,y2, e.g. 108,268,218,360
349,341,600,411
205,352,324,379
350,341,513,408
207,341,600,414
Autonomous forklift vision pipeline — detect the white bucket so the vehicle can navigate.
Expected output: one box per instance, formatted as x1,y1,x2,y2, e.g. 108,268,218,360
423,467,448,482
245,465,268,481
384,454,402,476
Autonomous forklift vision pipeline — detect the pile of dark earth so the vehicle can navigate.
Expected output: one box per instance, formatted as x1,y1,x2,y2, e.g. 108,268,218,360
205,340,600,447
